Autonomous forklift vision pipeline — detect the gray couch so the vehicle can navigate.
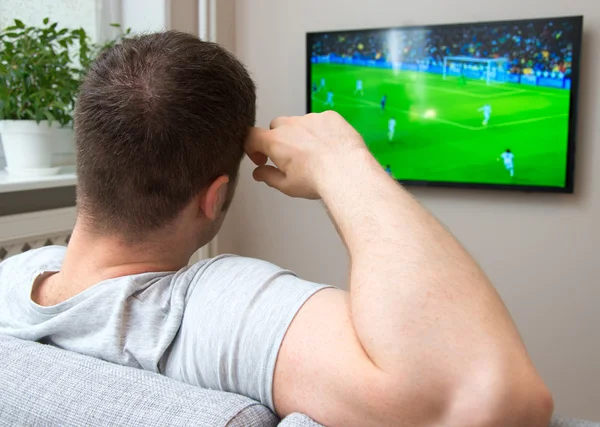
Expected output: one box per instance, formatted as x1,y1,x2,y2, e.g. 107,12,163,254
0,335,597,427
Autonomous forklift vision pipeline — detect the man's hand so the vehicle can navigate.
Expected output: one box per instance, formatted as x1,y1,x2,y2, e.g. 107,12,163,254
245,111,368,199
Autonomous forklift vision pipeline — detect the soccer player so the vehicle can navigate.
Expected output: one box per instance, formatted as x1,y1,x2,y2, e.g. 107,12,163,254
354,79,364,96
499,149,515,177
381,94,387,113
385,164,393,176
319,77,326,92
478,104,492,126
388,117,396,142
324,91,334,107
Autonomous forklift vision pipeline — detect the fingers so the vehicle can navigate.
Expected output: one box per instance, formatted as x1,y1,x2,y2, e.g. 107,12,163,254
269,116,290,130
247,152,268,166
253,165,287,192
245,127,273,158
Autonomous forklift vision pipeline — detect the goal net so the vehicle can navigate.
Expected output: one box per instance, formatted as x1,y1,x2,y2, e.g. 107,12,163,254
443,56,509,85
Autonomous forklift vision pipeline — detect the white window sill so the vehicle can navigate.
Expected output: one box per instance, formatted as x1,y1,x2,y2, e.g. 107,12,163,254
0,167,77,194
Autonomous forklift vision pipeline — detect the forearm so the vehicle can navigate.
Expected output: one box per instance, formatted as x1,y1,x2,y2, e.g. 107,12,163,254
318,148,526,376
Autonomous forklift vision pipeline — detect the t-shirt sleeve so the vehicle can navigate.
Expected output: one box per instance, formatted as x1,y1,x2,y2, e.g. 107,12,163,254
161,255,332,412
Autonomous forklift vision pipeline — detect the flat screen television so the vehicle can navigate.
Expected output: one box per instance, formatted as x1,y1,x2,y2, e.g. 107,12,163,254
307,16,583,193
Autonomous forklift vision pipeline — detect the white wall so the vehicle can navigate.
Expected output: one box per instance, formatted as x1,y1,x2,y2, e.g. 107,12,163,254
122,0,169,33
223,0,600,420
0,0,98,39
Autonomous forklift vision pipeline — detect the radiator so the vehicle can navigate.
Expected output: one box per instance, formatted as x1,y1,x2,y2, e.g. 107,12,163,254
0,207,211,263
0,208,76,262
0,232,71,262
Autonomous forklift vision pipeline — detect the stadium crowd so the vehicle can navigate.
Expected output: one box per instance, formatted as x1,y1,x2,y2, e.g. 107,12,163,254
311,20,575,76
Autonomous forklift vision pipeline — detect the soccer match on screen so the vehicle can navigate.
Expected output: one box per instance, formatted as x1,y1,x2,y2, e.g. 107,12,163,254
308,17,581,190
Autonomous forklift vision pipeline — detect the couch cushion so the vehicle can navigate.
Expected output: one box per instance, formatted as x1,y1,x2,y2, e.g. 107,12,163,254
550,415,600,427
0,334,278,427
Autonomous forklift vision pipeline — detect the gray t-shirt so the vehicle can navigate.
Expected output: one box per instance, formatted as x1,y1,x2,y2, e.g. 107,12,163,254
0,246,330,411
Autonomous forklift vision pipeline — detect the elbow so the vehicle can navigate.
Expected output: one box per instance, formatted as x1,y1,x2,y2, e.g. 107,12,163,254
442,362,554,427
348,357,553,427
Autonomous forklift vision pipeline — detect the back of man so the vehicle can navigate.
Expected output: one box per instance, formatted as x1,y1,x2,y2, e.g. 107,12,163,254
0,31,553,427
0,31,327,413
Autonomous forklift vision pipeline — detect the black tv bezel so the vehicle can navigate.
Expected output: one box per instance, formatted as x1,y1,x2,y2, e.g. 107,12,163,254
306,15,583,194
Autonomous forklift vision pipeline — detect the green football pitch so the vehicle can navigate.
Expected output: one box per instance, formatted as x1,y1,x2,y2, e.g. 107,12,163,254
310,63,572,188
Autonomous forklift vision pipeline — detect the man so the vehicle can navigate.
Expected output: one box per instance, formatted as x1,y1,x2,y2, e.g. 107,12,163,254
324,90,334,107
479,103,492,126
354,78,364,96
319,77,326,91
381,93,387,112
388,116,397,142
0,32,551,427
500,148,515,177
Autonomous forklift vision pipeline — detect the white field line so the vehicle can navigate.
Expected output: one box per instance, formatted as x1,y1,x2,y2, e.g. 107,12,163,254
334,94,481,130
440,76,571,99
478,113,570,130
428,85,525,99
384,79,525,99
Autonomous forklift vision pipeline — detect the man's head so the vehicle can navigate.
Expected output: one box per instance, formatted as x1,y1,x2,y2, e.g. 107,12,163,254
75,31,256,246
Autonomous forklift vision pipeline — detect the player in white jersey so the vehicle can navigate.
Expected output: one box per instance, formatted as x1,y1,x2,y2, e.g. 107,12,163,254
499,149,514,177
388,117,396,142
478,104,492,126
354,79,364,96
324,91,334,107
319,78,326,92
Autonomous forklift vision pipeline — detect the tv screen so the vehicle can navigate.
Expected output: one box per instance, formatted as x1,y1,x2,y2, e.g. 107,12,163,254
307,16,583,192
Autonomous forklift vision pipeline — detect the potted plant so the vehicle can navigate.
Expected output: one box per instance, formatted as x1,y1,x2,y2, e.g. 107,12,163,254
0,18,88,176
0,18,127,177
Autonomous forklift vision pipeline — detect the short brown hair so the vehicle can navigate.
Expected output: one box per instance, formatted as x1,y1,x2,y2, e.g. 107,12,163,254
75,31,256,237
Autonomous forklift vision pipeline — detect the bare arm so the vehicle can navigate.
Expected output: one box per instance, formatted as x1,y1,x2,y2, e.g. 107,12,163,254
246,111,552,427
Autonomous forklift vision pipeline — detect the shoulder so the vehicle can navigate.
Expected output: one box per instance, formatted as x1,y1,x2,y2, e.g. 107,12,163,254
0,246,66,275
183,254,329,305
0,246,65,293
186,254,296,286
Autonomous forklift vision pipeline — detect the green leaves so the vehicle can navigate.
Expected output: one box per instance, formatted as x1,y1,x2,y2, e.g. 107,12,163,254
0,18,127,127
0,19,81,126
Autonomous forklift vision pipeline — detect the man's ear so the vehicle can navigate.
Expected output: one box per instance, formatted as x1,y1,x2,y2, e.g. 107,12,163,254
199,175,230,221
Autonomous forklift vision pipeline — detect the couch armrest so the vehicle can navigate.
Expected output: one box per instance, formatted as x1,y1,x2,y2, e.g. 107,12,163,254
0,334,277,427
550,415,600,427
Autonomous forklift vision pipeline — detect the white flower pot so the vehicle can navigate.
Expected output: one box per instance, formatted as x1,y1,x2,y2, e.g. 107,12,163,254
0,120,58,177
51,123,76,167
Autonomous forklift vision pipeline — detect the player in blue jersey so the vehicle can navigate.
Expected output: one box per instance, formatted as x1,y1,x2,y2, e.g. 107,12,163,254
381,94,387,113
